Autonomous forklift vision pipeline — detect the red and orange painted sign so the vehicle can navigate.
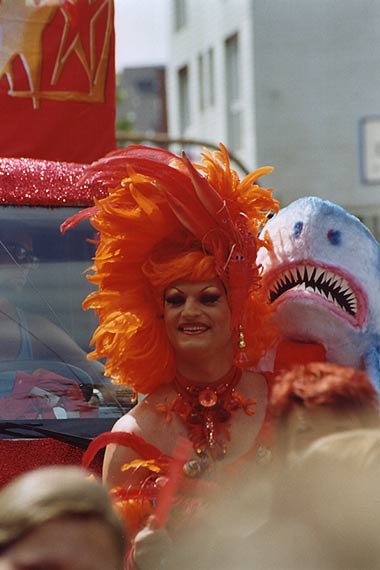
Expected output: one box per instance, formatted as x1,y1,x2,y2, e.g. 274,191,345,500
0,0,116,163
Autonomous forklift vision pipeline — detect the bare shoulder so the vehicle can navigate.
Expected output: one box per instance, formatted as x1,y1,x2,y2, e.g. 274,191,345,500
103,384,176,487
110,409,141,434
103,406,152,487
26,312,67,332
114,383,175,434
25,312,81,349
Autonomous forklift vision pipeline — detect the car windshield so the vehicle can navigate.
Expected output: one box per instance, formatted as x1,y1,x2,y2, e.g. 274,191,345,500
0,206,134,441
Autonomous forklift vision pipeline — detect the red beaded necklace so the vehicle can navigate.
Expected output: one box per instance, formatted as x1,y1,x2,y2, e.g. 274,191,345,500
167,366,256,465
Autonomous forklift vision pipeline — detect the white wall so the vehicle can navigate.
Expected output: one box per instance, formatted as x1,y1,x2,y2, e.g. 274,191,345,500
253,0,380,213
167,0,257,169
167,0,380,238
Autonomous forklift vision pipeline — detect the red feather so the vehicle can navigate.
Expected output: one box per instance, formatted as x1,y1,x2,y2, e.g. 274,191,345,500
60,205,99,234
82,431,169,470
66,145,263,351
154,437,192,527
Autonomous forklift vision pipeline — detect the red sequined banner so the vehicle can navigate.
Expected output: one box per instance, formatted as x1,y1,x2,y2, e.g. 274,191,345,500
0,0,116,164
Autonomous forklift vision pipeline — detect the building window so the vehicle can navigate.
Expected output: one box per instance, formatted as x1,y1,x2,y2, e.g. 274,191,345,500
173,0,186,30
207,48,215,106
178,65,190,133
135,78,156,94
198,48,215,112
198,54,205,111
225,33,242,151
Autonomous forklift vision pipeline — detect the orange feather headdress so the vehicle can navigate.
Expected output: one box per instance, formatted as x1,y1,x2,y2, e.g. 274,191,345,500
63,144,279,393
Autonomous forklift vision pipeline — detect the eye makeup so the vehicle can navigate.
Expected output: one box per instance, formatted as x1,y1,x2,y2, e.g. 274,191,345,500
199,292,221,304
164,285,223,307
164,292,185,306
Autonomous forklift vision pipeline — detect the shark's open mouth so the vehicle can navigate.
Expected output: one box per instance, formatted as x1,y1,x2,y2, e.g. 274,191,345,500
268,264,358,317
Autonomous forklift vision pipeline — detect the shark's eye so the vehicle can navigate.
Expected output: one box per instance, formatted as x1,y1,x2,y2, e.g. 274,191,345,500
327,229,341,245
293,221,303,238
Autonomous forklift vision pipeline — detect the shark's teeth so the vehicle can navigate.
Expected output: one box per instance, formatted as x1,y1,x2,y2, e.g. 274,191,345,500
269,264,358,317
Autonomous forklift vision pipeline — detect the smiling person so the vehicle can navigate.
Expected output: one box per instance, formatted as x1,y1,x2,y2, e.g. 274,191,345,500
75,144,278,568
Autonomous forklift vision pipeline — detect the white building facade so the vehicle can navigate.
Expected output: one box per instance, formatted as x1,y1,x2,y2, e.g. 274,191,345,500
166,0,257,168
166,0,380,237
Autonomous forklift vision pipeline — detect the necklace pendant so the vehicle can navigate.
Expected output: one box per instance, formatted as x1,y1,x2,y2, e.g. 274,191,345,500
199,388,218,407
171,367,244,461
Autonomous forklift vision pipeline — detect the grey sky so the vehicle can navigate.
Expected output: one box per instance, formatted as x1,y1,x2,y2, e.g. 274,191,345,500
114,0,170,71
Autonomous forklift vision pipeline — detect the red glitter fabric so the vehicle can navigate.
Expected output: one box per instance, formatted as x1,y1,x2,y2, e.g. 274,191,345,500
0,438,103,488
0,157,108,207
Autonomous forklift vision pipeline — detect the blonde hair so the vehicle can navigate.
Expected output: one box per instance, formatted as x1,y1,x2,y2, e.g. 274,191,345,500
0,466,126,560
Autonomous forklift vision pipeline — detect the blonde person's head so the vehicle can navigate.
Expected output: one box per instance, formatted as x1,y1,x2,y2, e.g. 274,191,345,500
0,466,126,564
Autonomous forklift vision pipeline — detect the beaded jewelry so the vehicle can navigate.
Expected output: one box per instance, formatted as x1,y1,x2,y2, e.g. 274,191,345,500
157,366,256,474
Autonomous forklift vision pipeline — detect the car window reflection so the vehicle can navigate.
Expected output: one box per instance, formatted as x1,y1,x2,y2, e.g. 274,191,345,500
0,208,134,422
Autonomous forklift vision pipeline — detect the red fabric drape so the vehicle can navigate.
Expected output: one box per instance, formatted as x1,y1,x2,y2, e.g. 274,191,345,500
0,0,116,164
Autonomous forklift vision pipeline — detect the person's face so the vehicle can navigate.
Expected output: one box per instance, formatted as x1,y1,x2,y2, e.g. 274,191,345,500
163,278,233,362
0,233,35,291
0,516,122,570
285,404,362,462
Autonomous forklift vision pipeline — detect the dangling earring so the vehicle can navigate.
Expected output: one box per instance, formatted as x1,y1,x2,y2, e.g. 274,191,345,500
238,325,246,350
235,324,249,367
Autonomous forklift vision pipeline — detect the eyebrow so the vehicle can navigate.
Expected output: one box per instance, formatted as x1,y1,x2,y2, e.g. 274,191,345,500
166,285,220,295
165,287,184,294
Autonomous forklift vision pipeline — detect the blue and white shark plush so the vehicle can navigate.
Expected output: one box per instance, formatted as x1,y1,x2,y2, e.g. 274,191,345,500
257,196,380,390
